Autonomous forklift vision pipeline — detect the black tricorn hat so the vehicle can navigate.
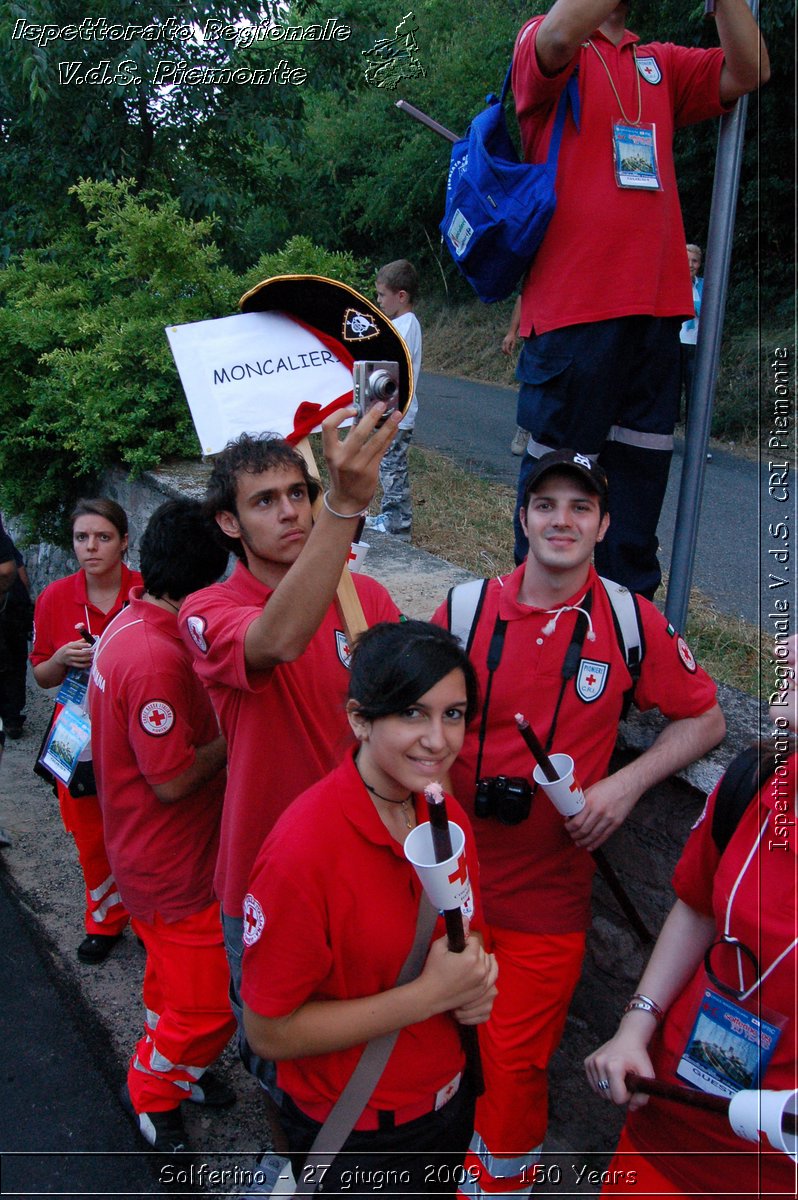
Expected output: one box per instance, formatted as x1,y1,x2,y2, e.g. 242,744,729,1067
239,275,413,420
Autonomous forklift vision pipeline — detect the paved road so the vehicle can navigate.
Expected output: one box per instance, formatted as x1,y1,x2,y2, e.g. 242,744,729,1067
415,371,766,626
0,866,167,1199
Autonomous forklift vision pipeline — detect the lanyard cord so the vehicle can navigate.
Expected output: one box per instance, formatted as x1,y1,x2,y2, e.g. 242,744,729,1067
722,815,798,1002
586,39,642,126
474,591,593,785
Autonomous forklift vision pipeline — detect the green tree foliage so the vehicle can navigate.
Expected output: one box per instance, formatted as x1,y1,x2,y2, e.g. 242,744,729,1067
237,0,789,317
631,1,792,326
0,179,373,539
0,0,275,260
0,1,789,539
0,179,239,538
242,234,375,296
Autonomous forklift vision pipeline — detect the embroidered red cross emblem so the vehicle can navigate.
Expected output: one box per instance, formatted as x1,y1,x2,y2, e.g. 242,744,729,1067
148,708,167,727
448,852,468,886
245,907,259,933
585,673,597,687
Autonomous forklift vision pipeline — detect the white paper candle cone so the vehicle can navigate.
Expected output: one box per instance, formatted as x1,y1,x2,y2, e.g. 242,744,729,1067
348,540,370,573
728,1089,798,1162
532,753,586,817
404,821,474,917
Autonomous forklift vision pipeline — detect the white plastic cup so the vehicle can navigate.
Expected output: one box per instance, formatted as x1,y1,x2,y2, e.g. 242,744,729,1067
532,752,586,817
404,821,474,918
348,540,370,573
728,1088,798,1162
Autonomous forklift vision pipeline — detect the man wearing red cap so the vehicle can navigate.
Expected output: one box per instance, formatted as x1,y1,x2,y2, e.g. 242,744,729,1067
433,449,726,1195
510,1,769,599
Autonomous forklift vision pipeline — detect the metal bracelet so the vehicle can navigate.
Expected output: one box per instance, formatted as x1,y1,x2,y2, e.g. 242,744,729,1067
322,490,368,520
623,993,664,1023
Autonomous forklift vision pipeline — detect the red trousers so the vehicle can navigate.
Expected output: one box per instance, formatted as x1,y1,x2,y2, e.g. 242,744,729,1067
128,902,236,1113
460,926,586,1196
57,781,128,937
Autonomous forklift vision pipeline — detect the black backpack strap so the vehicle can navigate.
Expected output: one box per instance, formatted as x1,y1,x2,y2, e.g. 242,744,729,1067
711,746,776,855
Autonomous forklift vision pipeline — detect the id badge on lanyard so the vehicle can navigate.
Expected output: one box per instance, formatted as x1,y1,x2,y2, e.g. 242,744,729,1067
56,667,90,710
44,667,93,785
676,985,786,1100
38,703,92,786
612,121,661,190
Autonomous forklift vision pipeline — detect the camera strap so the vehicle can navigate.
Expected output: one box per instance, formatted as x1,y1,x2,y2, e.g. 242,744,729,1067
474,616,508,786
474,590,594,786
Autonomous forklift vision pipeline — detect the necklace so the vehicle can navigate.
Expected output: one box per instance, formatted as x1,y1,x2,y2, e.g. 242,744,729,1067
145,593,180,614
586,38,642,126
358,772,415,831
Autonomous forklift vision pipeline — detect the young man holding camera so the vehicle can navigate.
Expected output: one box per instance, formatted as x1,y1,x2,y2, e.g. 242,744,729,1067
179,404,401,1086
433,449,725,1196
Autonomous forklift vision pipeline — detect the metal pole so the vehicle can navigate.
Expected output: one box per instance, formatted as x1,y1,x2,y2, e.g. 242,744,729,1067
664,1,759,631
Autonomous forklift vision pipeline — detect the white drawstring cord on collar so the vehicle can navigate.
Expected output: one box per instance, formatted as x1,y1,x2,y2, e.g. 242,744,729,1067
541,600,596,641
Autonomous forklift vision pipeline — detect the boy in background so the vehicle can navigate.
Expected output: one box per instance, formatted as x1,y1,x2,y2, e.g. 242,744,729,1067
366,259,422,539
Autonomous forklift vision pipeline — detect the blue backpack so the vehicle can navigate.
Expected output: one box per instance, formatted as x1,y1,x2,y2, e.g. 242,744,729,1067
440,66,579,304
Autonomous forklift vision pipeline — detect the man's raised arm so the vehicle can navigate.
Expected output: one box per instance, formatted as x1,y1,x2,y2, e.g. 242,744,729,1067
533,1,631,74
715,0,770,103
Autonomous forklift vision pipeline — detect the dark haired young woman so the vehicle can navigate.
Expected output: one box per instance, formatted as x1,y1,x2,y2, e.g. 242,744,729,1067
241,620,498,1195
30,498,140,963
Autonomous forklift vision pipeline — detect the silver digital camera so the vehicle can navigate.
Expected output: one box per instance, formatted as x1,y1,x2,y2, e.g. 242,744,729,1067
352,360,400,422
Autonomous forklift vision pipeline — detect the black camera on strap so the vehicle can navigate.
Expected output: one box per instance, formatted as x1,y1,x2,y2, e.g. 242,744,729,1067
474,774,532,825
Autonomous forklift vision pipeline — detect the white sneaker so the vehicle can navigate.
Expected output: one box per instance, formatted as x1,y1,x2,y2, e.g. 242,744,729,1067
510,427,529,456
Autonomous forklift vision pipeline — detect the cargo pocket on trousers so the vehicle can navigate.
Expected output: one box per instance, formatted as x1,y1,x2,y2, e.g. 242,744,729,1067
514,343,573,435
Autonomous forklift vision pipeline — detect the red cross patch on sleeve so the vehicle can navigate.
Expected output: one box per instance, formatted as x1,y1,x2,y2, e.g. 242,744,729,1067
139,700,175,736
242,893,265,946
676,637,697,673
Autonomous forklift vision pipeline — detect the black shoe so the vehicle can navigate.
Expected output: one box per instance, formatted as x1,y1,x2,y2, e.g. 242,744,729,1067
184,1069,236,1107
120,1083,188,1152
77,931,124,964
4,719,24,740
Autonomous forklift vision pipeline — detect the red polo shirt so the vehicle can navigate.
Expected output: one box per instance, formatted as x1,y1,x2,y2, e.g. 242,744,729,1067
88,590,223,922
242,750,484,1123
624,754,797,1197
179,562,399,918
432,565,718,933
512,19,727,335
30,564,141,667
